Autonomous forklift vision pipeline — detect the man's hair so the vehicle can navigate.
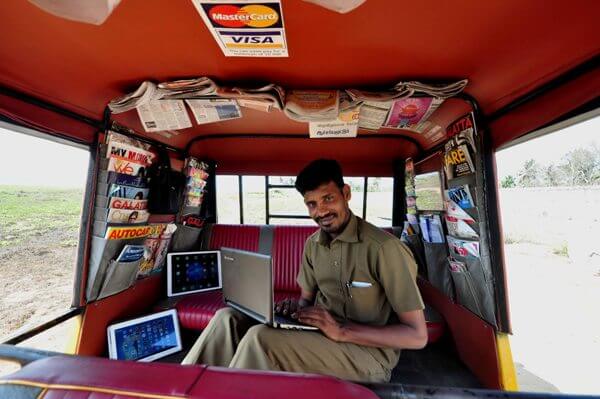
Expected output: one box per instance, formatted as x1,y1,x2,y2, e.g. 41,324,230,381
295,159,345,195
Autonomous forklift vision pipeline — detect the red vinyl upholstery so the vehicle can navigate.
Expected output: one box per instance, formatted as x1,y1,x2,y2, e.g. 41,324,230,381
175,224,445,343
272,226,319,292
209,224,261,252
0,355,378,399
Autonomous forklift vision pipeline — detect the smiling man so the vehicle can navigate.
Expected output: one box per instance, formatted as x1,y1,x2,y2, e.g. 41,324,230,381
183,159,426,382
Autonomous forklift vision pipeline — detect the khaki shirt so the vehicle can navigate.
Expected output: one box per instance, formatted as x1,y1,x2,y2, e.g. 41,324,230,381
297,213,424,369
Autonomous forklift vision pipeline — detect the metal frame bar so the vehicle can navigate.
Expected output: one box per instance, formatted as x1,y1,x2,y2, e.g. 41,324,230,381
362,177,368,219
238,175,244,224
1,308,84,345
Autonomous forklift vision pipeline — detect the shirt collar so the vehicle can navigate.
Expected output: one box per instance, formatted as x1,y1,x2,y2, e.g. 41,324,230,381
315,212,360,245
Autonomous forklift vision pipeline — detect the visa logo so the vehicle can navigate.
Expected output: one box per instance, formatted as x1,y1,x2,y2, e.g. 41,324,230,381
231,36,275,44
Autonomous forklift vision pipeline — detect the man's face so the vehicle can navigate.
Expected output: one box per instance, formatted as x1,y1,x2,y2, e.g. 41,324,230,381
303,181,351,235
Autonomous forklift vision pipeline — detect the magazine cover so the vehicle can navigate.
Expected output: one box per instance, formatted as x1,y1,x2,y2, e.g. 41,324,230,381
116,245,146,262
446,185,475,209
444,142,474,179
107,208,150,224
109,197,148,210
384,97,443,129
107,157,148,177
447,235,480,258
138,223,175,276
100,171,148,188
446,215,479,240
108,184,149,200
104,225,152,240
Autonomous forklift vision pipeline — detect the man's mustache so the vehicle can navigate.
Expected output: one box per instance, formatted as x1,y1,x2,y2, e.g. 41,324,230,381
316,213,336,223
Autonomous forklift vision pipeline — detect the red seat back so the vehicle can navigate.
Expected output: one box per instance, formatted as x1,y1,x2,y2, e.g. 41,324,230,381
272,226,318,292
209,224,260,252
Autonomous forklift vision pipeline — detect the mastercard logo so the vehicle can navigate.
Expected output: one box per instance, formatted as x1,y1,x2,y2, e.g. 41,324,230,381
209,4,279,28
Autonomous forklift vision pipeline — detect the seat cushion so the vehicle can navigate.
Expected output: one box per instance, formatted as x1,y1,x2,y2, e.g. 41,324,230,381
272,226,318,292
177,290,301,330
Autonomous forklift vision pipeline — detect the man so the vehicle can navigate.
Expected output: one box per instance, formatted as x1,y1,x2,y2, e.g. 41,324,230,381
182,159,427,382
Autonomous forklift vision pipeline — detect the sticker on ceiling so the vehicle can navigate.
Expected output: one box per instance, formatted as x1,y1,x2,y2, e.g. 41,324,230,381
192,0,288,57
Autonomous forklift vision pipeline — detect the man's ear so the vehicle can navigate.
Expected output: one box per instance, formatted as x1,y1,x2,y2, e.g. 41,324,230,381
342,184,351,201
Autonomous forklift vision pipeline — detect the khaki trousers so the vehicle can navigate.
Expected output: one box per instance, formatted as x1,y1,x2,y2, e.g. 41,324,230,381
181,307,391,382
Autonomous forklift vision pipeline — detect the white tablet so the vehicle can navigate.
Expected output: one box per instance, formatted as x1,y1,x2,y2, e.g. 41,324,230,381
167,250,222,297
107,309,182,362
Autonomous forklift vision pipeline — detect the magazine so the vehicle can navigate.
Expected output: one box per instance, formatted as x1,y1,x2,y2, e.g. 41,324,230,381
444,142,475,179
384,97,443,129
447,235,480,258
106,140,155,166
116,245,146,262
138,223,177,276
108,184,149,200
109,197,147,210
446,215,478,240
100,171,147,188
107,208,149,224
107,157,148,177
446,185,475,209
446,199,475,223
104,225,152,240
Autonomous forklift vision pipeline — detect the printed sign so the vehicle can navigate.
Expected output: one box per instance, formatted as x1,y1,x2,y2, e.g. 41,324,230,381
192,0,288,57
309,105,360,138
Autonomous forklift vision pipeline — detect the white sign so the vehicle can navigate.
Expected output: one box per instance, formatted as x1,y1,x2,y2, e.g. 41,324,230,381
309,105,360,138
192,0,288,57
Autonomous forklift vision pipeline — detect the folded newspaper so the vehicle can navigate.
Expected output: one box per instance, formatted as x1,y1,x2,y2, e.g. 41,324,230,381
158,77,218,99
108,81,162,114
284,90,340,122
347,79,468,103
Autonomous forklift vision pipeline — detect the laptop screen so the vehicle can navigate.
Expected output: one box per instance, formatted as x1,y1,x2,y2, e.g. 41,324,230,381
167,251,222,297
107,309,182,362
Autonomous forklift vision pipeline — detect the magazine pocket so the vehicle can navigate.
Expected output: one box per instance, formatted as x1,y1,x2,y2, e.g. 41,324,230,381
170,224,203,252
86,236,145,301
449,255,496,325
423,241,453,299
96,258,142,300
401,233,427,278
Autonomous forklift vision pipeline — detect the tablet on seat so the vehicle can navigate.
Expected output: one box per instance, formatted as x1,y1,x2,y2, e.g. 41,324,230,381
167,250,222,297
107,309,182,361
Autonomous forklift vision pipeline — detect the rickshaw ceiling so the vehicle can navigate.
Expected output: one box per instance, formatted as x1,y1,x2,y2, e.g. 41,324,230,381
0,1,598,175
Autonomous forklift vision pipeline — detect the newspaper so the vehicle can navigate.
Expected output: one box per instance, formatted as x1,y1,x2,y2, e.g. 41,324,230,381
358,101,392,130
158,77,218,99
216,83,285,111
108,81,162,114
284,90,339,122
347,79,468,103
185,99,242,124
136,100,192,132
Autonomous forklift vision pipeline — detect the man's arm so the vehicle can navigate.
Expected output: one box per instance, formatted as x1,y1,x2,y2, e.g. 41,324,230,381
297,307,428,350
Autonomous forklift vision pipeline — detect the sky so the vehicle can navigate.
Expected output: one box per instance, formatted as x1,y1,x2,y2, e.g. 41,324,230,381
495,113,599,180
0,113,598,188
0,127,89,187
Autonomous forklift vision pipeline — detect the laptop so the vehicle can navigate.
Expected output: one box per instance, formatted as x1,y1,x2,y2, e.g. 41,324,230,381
220,247,317,331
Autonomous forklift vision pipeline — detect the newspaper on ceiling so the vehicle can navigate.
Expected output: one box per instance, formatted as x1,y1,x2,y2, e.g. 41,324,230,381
185,99,242,124
347,79,468,103
28,0,121,25
216,83,285,112
284,90,340,122
108,81,162,114
158,78,218,99
358,101,392,130
136,100,192,133
302,0,366,13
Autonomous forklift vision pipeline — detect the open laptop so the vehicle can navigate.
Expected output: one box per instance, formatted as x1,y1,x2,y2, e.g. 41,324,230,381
220,247,317,331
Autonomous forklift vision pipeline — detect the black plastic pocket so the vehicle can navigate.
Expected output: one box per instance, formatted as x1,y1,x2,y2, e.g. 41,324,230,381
170,224,203,252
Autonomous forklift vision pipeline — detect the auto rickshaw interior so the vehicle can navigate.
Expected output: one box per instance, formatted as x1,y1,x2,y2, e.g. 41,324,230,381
0,1,598,398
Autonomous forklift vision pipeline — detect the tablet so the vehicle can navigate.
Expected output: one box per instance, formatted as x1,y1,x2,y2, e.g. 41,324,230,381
167,250,222,297
107,309,182,362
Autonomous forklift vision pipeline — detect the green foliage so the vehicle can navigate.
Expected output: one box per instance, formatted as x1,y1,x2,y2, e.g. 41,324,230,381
0,186,83,246
517,159,541,187
501,175,516,188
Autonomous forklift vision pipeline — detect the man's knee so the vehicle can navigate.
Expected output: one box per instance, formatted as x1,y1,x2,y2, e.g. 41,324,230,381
231,325,280,370
239,324,271,348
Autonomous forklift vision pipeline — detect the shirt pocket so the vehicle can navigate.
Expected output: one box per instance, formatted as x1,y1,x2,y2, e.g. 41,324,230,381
346,269,382,323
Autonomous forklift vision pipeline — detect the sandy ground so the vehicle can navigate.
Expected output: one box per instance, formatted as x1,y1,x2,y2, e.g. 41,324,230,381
1,237,599,395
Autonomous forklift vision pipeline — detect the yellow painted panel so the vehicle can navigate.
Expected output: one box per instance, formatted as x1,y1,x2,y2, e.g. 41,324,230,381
497,333,519,391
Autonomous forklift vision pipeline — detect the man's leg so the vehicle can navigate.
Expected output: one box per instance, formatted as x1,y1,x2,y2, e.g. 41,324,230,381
229,325,390,382
181,307,257,366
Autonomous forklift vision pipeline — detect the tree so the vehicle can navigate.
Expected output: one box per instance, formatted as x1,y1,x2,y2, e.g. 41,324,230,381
541,164,563,187
500,175,516,188
517,159,541,187
559,145,600,186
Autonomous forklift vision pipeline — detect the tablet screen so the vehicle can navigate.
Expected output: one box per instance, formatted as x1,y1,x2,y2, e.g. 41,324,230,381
167,251,221,297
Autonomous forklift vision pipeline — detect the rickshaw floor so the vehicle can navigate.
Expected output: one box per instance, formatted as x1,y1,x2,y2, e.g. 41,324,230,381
160,330,481,389
390,341,482,388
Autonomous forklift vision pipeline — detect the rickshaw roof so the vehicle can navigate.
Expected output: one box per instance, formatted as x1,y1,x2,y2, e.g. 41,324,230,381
0,1,598,174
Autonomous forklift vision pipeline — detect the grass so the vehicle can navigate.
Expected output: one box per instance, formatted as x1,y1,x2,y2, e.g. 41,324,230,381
0,186,83,247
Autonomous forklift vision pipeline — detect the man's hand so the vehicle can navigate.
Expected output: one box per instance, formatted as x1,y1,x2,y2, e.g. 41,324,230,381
274,298,301,318
297,306,345,342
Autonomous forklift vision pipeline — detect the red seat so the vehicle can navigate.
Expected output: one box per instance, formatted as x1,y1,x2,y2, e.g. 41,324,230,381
0,355,378,399
174,224,445,344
